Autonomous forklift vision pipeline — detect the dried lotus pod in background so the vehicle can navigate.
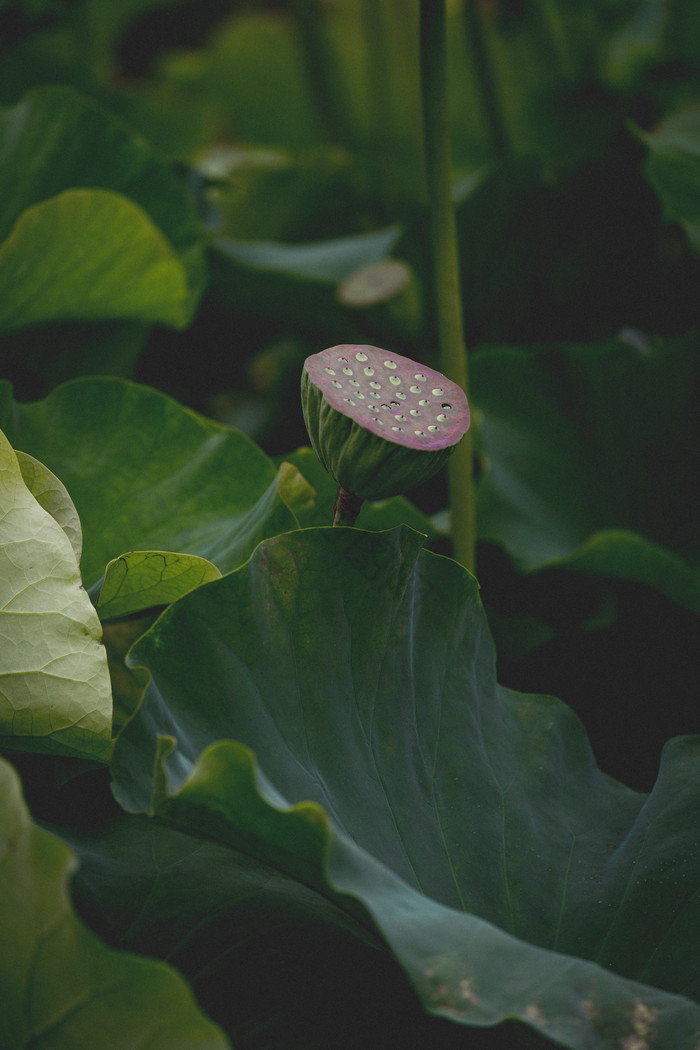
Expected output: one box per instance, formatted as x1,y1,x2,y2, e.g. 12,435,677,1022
337,260,422,338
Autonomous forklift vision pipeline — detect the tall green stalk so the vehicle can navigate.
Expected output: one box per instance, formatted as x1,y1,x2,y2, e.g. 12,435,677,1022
419,0,476,574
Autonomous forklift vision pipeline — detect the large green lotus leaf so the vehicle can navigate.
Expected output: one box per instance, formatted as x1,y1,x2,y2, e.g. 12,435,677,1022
64,812,464,1050
111,526,700,1048
0,189,196,331
1,377,299,590
0,757,229,1049
636,106,700,251
0,84,204,300
0,430,111,760
472,333,700,613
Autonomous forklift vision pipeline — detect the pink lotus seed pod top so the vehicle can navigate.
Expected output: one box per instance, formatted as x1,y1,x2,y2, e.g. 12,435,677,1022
304,344,470,451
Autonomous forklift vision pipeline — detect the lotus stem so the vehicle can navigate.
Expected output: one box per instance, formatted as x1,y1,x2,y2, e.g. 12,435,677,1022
419,0,476,574
333,488,364,527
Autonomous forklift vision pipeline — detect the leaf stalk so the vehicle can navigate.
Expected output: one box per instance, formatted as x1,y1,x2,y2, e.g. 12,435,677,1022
419,0,476,574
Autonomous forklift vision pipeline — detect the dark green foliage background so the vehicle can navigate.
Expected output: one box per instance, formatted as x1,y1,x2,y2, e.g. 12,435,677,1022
1,1,699,1047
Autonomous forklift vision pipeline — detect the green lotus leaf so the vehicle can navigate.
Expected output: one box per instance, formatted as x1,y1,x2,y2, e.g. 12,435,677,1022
472,333,700,613
0,430,111,760
110,526,700,1048
0,189,197,331
98,551,222,622
64,811,427,1050
0,757,229,1049
0,83,204,299
1,377,298,590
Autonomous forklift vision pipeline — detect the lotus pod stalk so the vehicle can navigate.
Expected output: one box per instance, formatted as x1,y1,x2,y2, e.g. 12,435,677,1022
301,344,470,525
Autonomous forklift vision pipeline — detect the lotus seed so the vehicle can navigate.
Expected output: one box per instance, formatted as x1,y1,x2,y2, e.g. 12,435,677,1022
370,391,381,399
325,367,336,375
432,387,444,396
409,385,421,394
437,413,447,421
364,366,375,376
442,402,451,409
414,430,424,436
391,426,402,432
419,399,430,406
396,391,407,399
331,380,342,388
414,373,427,381
389,375,401,386
428,425,439,432
344,398,356,406
343,367,353,375
384,360,397,369
356,392,365,399
337,356,348,362
369,380,381,389
349,379,360,387
410,409,420,417
394,413,406,422
355,351,368,361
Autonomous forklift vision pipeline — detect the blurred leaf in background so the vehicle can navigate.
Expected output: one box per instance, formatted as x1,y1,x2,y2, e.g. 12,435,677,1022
0,83,206,394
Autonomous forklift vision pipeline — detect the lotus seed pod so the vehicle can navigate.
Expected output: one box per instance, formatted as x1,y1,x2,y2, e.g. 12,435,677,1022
301,344,470,506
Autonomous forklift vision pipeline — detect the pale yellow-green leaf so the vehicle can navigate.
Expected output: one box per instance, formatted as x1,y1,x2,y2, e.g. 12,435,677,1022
16,450,83,564
0,429,111,759
98,550,222,622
